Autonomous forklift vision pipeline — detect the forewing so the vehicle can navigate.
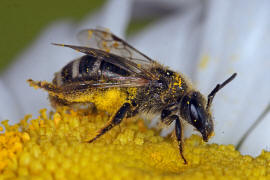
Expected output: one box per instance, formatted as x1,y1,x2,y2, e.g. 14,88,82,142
52,43,156,79
61,77,149,91
77,28,155,66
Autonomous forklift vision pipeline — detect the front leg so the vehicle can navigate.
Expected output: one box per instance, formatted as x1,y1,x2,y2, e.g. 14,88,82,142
88,103,131,143
172,115,187,164
161,113,187,164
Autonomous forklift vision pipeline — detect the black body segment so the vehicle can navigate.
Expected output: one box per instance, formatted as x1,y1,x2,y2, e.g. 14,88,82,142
100,61,131,77
79,55,97,75
58,54,133,86
61,61,73,83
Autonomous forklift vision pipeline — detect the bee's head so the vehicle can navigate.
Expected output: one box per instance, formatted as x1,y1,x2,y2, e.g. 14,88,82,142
180,91,213,141
180,73,237,141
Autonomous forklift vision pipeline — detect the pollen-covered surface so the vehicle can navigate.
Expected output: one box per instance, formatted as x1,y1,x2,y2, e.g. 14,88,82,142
28,79,136,114
67,88,131,114
1,109,270,179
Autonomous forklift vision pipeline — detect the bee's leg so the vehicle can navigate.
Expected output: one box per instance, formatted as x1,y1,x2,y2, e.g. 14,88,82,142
161,109,172,125
126,108,138,118
88,103,131,143
161,112,187,164
27,79,61,93
126,100,139,118
172,115,187,164
161,103,177,125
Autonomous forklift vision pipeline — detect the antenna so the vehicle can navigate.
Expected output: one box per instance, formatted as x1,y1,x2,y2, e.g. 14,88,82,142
206,73,237,110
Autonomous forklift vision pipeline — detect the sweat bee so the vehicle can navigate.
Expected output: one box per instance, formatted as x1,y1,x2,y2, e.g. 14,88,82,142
28,28,237,164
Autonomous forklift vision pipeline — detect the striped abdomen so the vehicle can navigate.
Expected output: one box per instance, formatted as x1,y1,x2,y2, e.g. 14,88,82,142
53,54,131,87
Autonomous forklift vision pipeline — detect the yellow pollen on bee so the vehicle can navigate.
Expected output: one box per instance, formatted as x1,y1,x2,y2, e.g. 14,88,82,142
102,29,110,38
173,75,182,88
178,78,182,87
102,41,107,48
101,41,111,53
105,48,110,53
104,28,110,32
63,88,136,114
208,131,215,138
87,30,93,39
113,42,119,48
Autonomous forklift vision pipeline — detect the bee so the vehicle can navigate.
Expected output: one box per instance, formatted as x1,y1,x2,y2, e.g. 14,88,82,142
28,28,237,164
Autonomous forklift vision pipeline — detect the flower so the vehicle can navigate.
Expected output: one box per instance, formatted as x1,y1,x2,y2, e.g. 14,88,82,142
1,108,270,179
1,0,270,159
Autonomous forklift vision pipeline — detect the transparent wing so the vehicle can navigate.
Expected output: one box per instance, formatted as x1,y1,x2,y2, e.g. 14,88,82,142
61,77,150,91
52,43,156,79
28,77,149,98
77,28,155,66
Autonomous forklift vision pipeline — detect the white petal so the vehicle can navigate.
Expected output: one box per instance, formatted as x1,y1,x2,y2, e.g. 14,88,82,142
0,79,22,123
135,0,200,7
132,0,201,18
76,0,133,37
196,0,270,155
239,107,270,156
2,21,77,122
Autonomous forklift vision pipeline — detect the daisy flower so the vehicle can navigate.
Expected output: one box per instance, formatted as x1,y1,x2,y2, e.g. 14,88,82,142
0,0,270,171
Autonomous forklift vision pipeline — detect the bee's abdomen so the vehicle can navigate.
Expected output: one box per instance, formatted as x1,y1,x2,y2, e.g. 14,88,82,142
54,54,130,86
100,61,130,76
54,55,98,86
78,55,98,76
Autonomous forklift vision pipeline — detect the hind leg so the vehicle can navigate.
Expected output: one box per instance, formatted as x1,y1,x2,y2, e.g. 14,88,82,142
28,79,62,94
28,79,76,109
88,103,131,143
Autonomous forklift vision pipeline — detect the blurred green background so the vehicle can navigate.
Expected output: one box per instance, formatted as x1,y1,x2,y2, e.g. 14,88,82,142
0,0,105,72
0,0,154,72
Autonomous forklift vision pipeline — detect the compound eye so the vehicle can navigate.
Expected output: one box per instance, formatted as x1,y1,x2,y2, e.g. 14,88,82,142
189,103,199,122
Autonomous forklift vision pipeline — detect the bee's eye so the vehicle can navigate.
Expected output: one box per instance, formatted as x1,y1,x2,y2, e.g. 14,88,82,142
189,103,199,121
180,92,213,142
